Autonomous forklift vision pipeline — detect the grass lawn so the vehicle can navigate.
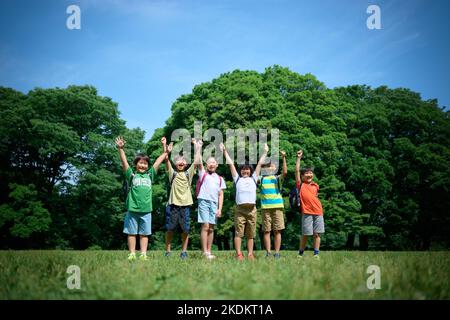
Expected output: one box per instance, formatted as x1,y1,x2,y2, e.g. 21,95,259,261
1,250,449,299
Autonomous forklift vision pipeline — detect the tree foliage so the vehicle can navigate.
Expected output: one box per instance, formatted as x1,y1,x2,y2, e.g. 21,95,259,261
1,66,449,250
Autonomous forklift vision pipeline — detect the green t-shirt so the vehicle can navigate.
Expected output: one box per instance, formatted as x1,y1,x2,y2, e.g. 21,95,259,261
167,164,195,206
125,167,156,213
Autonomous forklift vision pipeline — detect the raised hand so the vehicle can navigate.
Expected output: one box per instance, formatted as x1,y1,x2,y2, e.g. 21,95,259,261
219,142,226,152
115,136,126,149
167,142,174,153
264,143,269,153
297,150,303,159
280,151,286,158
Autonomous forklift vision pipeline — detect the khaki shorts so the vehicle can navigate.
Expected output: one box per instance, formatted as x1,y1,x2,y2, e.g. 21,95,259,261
262,208,285,232
234,204,257,239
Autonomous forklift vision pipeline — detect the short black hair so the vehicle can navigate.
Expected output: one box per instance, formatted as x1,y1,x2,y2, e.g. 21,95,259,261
238,163,254,175
133,153,150,166
300,167,314,175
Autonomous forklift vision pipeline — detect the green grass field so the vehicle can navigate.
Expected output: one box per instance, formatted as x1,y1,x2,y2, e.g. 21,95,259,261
1,250,449,300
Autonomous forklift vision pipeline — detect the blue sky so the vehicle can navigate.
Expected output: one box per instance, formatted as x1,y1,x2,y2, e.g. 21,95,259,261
1,0,449,140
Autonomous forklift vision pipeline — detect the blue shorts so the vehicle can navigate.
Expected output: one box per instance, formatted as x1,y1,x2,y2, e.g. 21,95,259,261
166,205,190,233
123,211,152,235
198,199,217,225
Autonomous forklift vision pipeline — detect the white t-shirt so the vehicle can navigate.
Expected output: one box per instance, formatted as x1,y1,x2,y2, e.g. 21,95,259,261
233,173,258,205
197,169,226,202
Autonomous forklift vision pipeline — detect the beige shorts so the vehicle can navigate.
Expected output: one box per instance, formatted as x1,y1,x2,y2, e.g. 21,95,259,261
262,208,285,232
234,204,257,239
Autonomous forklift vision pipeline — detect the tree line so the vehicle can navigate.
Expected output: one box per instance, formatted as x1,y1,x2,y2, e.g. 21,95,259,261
1,65,449,250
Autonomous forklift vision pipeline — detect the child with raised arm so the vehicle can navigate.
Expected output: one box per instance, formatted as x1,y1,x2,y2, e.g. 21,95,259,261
115,136,168,261
162,137,197,259
259,145,287,259
221,142,265,260
195,140,226,259
295,149,324,259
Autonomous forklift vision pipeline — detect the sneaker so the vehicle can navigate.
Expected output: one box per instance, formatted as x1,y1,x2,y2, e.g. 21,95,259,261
236,253,244,261
274,253,281,259
248,253,256,261
164,251,171,257
139,254,148,261
313,254,320,260
127,253,136,261
203,252,216,260
180,251,188,260
265,252,272,258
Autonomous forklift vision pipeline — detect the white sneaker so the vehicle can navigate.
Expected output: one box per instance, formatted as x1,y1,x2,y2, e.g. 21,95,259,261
203,252,216,259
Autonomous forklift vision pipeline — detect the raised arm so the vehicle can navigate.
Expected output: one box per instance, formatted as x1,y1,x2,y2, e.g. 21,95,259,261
254,143,269,177
191,138,197,170
281,151,287,178
295,150,303,184
220,142,237,178
163,137,174,173
115,136,129,172
152,137,170,172
194,139,204,172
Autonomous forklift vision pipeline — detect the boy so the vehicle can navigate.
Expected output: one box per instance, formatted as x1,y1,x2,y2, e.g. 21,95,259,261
220,142,266,261
295,149,324,258
196,140,226,259
162,137,197,259
115,136,168,261
259,146,287,259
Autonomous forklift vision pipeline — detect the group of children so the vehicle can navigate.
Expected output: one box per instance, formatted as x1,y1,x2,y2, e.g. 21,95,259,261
115,135,324,261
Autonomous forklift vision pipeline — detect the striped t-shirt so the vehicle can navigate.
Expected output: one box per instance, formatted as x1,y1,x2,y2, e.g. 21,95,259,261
260,175,284,209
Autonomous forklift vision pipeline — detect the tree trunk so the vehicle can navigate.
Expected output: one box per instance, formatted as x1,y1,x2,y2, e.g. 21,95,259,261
359,234,369,250
346,234,355,249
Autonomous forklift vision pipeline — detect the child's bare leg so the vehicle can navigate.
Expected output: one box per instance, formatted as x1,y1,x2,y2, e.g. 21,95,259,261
181,232,189,252
247,238,254,256
207,225,215,253
128,235,137,253
201,223,209,253
300,235,308,251
264,232,271,253
274,230,281,253
234,236,242,255
313,233,321,250
139,235,148,254
165,231,173,252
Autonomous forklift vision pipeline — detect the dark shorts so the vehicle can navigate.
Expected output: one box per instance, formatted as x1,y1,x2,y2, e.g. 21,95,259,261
165,204,190,233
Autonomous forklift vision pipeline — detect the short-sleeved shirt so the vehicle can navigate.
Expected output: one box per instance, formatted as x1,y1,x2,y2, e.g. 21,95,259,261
297,180,323,215
259,174,284,209
197,169,226,203
168,164,195,206
125,167,156,213
233,173,258,205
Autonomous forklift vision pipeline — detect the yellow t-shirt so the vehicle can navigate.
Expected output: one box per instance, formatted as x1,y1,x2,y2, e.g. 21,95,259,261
167,164,195,206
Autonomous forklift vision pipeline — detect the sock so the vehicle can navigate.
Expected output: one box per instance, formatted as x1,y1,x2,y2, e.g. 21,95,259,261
299,249,304,256
313,249,319,255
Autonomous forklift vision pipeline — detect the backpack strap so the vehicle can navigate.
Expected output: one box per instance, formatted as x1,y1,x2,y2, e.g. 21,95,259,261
127,172,136,193
170,171,177,184
196,172,208,196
